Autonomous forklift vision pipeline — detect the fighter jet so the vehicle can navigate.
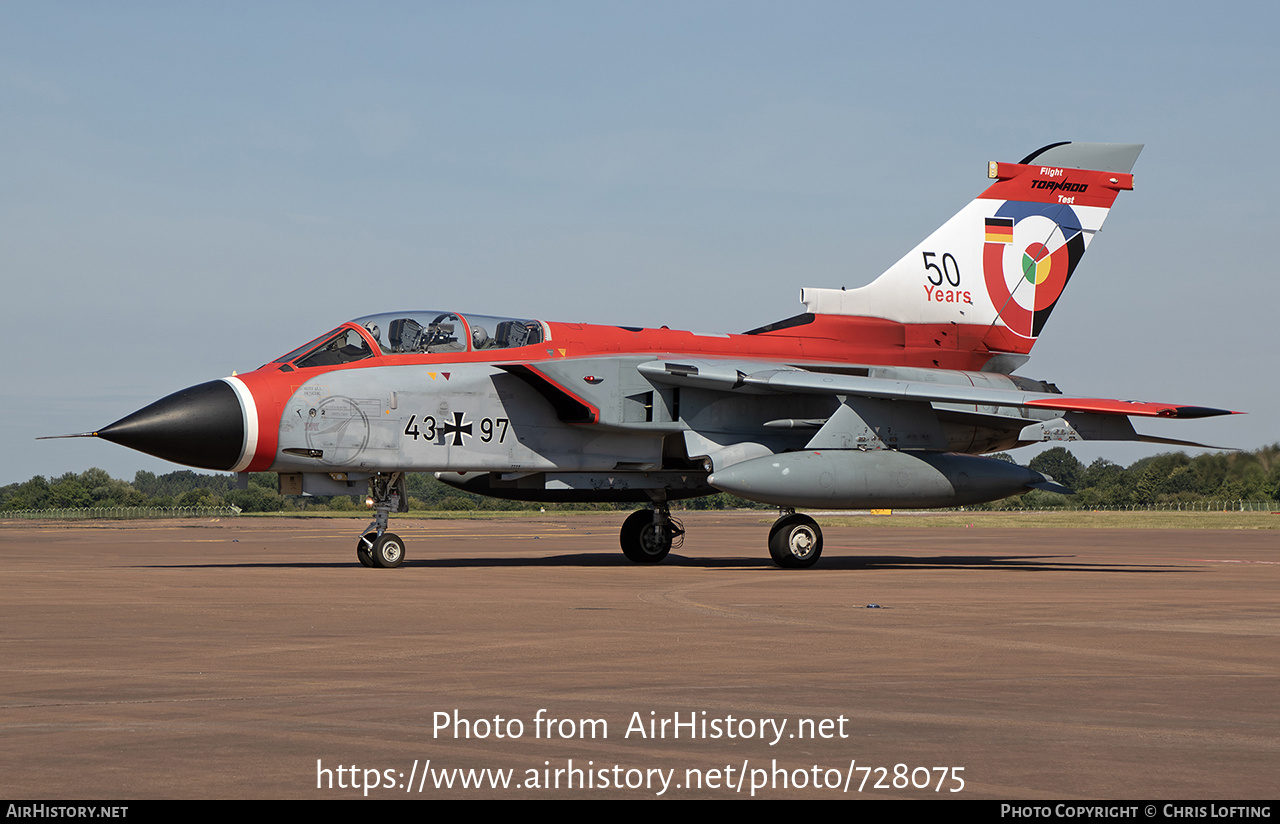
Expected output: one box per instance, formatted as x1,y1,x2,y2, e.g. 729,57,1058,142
60,142,1237,569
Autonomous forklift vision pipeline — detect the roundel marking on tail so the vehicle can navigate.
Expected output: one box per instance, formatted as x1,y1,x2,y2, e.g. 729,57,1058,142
983,201,1086,339
1022,243,1051,285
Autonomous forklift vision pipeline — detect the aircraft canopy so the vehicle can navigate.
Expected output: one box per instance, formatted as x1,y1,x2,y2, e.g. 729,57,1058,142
272,311,548,368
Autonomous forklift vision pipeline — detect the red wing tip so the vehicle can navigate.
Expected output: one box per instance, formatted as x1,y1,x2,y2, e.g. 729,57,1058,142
1026,398,1241,419
1160,406,1243,419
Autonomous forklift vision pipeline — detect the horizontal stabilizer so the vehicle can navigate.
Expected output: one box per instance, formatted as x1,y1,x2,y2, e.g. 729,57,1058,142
1018,415,1234,449
1135,433,1236,450
1029,478,1075,495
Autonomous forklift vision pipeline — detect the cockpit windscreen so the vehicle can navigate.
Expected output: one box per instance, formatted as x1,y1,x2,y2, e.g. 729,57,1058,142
353,311,545,355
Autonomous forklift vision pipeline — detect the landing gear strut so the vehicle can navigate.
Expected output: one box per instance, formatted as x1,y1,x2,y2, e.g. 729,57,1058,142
769,510,823,569
620,505,684,564
357,472,408,568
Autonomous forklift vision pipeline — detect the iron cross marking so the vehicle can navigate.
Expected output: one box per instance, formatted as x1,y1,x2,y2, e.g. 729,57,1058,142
442,411,473,446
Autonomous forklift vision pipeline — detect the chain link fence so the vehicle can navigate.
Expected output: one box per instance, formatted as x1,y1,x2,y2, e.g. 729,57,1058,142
4,506,242,520
965,500,1277,513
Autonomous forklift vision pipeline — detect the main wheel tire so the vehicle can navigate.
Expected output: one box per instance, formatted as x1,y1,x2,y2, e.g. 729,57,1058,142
619,509,672,564
372,532,406,568
768,514,823,569
356,533,376,568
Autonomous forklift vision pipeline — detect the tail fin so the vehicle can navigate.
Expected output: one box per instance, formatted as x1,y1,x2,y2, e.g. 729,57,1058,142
800,142,1142,358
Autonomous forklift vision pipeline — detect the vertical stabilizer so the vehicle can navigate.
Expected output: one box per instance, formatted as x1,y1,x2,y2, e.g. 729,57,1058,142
800,142,1141,356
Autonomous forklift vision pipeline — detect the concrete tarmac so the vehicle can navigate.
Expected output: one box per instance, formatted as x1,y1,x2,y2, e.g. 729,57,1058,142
1,512,1276,799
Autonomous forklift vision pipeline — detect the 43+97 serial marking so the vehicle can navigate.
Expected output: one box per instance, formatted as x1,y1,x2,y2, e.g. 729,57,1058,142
404,413,509,446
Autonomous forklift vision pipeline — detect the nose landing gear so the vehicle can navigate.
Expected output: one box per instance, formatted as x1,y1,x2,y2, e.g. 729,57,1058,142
356,472,408,568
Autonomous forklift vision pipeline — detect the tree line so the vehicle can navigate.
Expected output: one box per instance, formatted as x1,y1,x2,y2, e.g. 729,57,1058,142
0,468,754,513
1008,444,1280,509
2,445,1276,513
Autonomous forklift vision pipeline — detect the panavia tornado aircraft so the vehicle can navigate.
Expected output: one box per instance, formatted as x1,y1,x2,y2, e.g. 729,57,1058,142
59,141,1237,569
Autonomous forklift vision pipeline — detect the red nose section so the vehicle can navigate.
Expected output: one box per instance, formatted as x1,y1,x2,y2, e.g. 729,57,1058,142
97,380,249,471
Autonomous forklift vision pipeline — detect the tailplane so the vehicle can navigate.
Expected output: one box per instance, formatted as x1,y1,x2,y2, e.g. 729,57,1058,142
799,142,1142,359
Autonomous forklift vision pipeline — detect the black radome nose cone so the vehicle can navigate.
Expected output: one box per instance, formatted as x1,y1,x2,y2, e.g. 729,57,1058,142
97,380,245,471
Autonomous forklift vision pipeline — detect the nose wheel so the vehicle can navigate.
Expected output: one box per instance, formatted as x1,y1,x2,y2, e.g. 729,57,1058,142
356,472,408,568
768,512,823,569
370,532,405,568
357,531,405,568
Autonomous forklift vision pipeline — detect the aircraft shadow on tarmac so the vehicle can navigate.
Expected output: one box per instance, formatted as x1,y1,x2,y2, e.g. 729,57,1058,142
141,553,1185,573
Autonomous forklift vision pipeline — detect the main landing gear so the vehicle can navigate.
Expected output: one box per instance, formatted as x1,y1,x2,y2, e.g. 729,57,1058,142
768,510,823,569
357,473,408,568
619,505,685,564
617,505,823,569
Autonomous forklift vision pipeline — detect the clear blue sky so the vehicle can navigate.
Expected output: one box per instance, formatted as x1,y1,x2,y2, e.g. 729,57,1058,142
3,1,1275,485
